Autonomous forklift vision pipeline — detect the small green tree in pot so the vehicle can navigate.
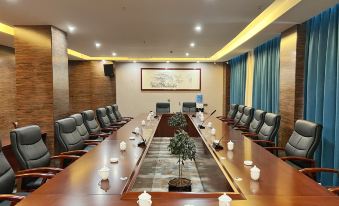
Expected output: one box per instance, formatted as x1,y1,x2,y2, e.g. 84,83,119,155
168,112,188,131
168,129,196,192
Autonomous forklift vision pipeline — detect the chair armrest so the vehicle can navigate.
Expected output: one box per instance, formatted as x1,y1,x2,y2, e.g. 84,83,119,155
90,133,109,139
16,173,55,179
101,128,116,132
0,194,25,205
84,142,99,146
299,168,339,180
252,140,275,145
280,156,316,168
328,187,339,195
84,139,102,143
243,133,258,138
61,150,88,156
264,147,285,151
16,167,63,175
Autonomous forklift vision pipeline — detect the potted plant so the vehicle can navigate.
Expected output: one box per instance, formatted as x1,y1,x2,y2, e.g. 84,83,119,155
168,129,196,192
168,112,188,132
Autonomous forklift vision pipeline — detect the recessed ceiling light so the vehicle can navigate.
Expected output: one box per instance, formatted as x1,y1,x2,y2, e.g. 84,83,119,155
166,61,170,63
95,42,101,48
68,25,76,33
194,25,202,32
133,60,137,63
185,52,189,56
190,42,195,47
112,52,117,56
196,61,200,63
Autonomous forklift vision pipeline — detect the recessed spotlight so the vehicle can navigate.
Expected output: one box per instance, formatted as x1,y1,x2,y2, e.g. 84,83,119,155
67,25,76,33
133,60,137,63
166,61,170,63
185,52,189,56
112,52,117,56
196,61,200,63
194,25,202,32
95,42,101,48
190,42,195,47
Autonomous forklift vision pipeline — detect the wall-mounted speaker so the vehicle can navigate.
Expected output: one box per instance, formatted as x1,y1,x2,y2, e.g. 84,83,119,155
104,64,115,78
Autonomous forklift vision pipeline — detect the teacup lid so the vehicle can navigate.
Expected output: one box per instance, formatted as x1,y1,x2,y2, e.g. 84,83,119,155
138,191,151,200
250,165,260,172
228,140,234,145
120,141,126,145
211,128,216,132
99,165,110,172
218,193,232,202
208,121,212,125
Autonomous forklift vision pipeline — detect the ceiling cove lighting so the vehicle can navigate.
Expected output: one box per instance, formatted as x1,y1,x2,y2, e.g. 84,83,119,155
210,0,302,60
0,0,302,62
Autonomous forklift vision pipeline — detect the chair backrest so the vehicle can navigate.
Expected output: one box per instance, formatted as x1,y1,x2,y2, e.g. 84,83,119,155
70,113,90,141
0,140,15,194
106,106,118,123
233,105,245,124
285,120,322,160
182,102,196,113
55,118,85,152
235,107,254,127
227,104,239,119
112,104,123,121
156,102,170,114
81,110,101,134
10,125,50,169
248,110,266,133
257,113,281,142
96,107,111,128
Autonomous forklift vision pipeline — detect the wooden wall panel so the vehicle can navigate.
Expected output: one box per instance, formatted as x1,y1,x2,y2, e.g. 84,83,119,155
14,26,68,154
52,27,69,120
0,45,16,145
69,60,116,114
223,63,231,116
279,25,305,146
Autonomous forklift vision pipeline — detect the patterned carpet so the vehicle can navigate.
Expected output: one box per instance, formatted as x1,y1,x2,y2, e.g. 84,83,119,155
131,136,231,192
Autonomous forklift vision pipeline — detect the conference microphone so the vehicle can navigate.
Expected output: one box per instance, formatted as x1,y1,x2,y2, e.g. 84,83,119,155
212,136,224,150
132,131,146,147
199,110,217,129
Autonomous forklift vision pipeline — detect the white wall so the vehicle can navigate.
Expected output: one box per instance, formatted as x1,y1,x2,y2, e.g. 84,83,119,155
115,62,224,117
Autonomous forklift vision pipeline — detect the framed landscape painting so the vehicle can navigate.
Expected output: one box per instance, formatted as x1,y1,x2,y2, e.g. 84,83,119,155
141,68,201,91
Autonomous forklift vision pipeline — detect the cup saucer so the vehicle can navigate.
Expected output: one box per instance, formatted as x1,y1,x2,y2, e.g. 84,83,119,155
244,160,253,166
110,157,119,163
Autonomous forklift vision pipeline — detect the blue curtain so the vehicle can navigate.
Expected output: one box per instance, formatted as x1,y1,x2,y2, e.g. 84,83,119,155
252,36,280,113
230,53,247,105
304,4,339,186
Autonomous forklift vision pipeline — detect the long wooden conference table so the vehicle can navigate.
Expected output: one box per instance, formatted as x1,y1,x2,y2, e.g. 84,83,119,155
17,113,339,206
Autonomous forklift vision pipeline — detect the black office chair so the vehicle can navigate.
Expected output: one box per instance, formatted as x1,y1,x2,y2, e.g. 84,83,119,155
234,106,254,128
156,102,170,114
237,109,266,133
266,120,322,169
10,125,79,190
96,108,121,130
226,105,245,125
243,112,280,147
112,104,133,122
55,118,99,153
105,106,126,127
81,110,116,135
70,113,107,141
182,102,196,113
299,168,339,195
0,139,57,205
218,104,238,121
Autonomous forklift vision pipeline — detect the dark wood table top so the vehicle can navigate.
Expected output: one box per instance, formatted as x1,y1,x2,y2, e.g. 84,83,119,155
17,113,339,206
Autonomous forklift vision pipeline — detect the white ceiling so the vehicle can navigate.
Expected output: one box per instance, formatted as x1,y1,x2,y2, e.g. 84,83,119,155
0,0,338,61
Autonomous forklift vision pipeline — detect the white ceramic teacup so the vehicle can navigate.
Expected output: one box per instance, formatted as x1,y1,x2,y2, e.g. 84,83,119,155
98,166,110,180
137,200,152,206
120,141,127,151
211,128,216,135
227,140,234,151
218,193,232,206
207,122,212,128
250,165,261,181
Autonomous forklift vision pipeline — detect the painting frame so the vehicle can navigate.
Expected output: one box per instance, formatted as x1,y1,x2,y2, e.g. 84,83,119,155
141,68,201,91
